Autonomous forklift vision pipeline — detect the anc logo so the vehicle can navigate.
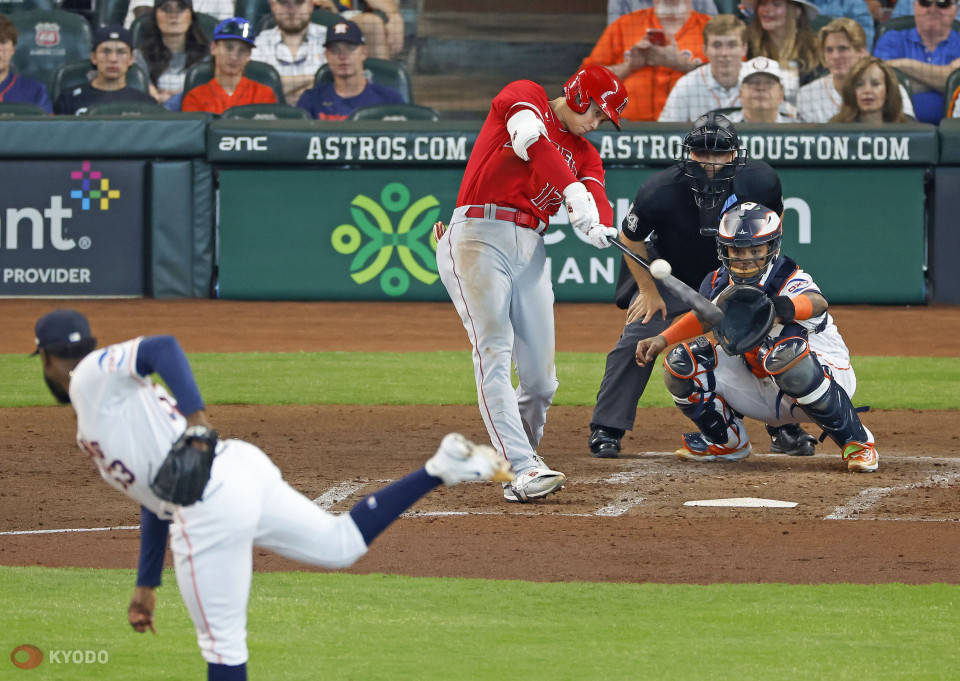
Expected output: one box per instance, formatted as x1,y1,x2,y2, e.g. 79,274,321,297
331,182,441,296
70,161,121,211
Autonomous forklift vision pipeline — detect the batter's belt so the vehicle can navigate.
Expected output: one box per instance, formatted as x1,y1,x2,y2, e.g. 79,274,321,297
459,204,547,234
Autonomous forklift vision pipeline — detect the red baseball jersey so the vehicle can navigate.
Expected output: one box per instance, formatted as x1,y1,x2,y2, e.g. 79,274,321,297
181,76,276,115
456,80,608,226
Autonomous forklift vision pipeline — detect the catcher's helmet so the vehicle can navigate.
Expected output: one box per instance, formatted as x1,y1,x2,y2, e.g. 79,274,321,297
716,202,782,284
676,112,746,235
564,65,628,131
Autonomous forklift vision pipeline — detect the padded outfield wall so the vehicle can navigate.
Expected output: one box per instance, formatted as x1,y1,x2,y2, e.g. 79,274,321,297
2,116,958,303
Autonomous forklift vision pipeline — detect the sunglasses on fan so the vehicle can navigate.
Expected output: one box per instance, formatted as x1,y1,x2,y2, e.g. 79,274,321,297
917,0,955,8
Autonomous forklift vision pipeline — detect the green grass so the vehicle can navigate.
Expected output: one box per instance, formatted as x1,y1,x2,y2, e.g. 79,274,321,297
2,352,958,410
2,566,958,680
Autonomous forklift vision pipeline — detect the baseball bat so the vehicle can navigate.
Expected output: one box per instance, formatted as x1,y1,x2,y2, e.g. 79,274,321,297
609,238,723,325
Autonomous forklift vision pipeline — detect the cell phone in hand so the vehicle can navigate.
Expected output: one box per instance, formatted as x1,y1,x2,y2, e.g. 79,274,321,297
645,28,667,46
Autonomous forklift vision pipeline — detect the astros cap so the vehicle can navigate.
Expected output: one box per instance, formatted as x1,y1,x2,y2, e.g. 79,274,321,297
738,57,783,87
32,309,94,356
213,17,256,45
324,20,365,46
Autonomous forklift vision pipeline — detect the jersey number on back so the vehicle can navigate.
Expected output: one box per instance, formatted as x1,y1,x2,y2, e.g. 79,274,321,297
79,439,136,490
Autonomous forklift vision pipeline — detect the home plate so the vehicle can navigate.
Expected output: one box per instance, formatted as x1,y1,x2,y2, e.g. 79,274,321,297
684,497,798,508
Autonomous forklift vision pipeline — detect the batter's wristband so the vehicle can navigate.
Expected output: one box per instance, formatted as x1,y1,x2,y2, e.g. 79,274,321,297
773,295,814,322
660,312,704,346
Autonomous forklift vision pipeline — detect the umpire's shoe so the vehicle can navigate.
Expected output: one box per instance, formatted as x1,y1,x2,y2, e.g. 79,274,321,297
767,424,817,456
589,426,623,458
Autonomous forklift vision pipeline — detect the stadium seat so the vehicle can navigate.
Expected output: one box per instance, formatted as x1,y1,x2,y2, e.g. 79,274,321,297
221,102,311,119
130,11,217,46
0,101,49,116
256,7,340,32
235,0,271,33
349,103,439,121
313,57,413,104
0,0,54,15
49,58,151,105
94,0,128,27
82,100,167,115
944,67,960,118
182,58,286,104
11,10,93,90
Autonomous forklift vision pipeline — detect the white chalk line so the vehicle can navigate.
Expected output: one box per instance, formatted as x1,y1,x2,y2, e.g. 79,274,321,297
825,473,960,521
6,457,960,535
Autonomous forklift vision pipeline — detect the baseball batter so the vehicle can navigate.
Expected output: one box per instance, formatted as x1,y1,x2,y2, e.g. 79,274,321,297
634,203,879,472
31,309,512,681
435,65,627,502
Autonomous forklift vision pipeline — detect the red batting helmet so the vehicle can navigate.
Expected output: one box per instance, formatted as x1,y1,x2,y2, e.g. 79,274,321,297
564,65,628,130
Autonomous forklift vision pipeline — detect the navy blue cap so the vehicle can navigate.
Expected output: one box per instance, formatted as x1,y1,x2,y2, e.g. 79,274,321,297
324,19,365,46
213,17,255,44
33,310,93,355
93,25,134,49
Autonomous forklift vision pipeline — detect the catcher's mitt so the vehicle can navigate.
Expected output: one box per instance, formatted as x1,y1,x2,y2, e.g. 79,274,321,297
150,425,218,506
713,284,776,356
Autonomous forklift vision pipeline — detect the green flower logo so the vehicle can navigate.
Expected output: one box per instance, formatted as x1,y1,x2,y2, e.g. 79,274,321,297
331,183,441,296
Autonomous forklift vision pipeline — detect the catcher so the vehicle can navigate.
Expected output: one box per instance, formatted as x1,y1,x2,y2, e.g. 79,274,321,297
634,202,879,472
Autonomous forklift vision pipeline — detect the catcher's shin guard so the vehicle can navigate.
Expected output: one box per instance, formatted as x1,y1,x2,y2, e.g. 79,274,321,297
663,338,742,446
794,374,868,448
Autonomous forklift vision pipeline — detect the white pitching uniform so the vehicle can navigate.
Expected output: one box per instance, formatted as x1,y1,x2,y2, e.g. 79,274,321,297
69,338,368,666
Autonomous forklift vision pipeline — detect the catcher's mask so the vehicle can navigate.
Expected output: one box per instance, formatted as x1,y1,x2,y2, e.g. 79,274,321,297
714,284,776,356
676,112,746,235
716,202,782,285
564,65,628,131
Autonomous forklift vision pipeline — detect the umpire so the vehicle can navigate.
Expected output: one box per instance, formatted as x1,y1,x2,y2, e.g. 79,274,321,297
588,112,818,458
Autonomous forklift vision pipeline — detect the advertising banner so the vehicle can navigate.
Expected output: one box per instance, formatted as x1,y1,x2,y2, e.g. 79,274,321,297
218,164,925,303
0,160,145,297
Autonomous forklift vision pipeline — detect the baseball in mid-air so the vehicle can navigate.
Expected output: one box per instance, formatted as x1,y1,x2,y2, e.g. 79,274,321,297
649,259,671,280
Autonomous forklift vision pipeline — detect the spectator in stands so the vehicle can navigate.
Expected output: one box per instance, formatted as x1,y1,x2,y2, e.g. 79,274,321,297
253,0,328,105
54,26,156,115
135,0,210,109
125,0,234,28
0,14,52,113
315,0,404,58
745,0,821,103
874,0,960,124
727,55,797,120
296,19,402,120
808,0,874,47
608,0,718,23
659,14,748,121
182,17,278,114
831,55,908,121
581,0,711,121
797,18,916,121
868,0,923,21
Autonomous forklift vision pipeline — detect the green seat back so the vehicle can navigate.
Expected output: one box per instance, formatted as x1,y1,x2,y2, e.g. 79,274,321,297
313,57,413,104
944,67,960,118
0,101,49,116
0,0,54,16
221,102,311,119
94,0,128,27
182,58,285,104
82,99,168,115
11,10,93,90
234,0,271,34
349,103,439,121
49,58,151,104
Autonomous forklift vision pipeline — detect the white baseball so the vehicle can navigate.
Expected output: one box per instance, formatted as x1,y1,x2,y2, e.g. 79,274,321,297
649,259,672,280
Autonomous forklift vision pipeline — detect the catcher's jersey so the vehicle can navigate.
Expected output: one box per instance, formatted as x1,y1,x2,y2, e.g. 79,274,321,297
456,79,605,225
702,256,850,364
69,337,185,519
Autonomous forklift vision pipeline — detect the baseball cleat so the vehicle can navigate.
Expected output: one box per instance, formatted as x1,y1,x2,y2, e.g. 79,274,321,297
675,432,752,462
502,458,566,503
842,441,879,473
589,427,622,459
425,433,515,486
767,423,817,456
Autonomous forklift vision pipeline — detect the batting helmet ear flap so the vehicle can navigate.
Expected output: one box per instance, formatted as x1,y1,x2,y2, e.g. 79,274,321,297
564,65,628,130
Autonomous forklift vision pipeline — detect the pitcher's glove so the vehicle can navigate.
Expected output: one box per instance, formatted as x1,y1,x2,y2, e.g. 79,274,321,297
150,426,218,506
714,284,776,356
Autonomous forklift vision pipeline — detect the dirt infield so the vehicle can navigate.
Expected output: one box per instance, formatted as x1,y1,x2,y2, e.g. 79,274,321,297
2,300,959,584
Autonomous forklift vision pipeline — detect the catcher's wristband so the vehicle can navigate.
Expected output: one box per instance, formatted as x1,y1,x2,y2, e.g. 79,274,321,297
660,311,704,347
772,295,814,323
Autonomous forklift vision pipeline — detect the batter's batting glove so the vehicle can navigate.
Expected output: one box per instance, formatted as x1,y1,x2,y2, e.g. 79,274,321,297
588,225,618,249
433,220,447,242
563,182,600,235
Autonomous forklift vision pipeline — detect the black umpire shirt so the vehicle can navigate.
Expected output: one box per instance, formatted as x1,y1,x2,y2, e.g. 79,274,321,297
54,82,156,115
617,159,783,308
